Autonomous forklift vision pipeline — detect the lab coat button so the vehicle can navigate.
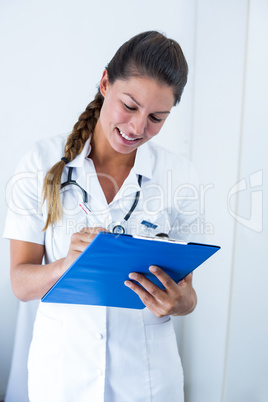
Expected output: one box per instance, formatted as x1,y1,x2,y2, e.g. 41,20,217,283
96,332,103,340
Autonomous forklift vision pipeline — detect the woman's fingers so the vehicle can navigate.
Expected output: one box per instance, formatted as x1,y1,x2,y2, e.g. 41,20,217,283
71,227,106,249
124,278,163,316
125,267,196,317
63,227,106,272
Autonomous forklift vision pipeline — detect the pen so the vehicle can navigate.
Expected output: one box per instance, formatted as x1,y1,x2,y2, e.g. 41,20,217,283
79,202,91,215
79,202,103,227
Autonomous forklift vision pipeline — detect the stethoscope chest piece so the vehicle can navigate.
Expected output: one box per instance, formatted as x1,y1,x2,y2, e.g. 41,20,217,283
107,221,126,234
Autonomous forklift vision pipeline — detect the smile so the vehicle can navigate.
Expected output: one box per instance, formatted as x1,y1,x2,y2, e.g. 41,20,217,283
119,129,140,141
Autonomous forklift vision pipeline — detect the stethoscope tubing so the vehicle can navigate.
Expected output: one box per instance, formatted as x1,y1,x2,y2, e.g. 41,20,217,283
60,167,142,234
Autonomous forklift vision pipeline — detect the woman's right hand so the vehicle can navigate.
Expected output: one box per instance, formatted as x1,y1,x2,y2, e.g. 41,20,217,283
61,227,107,274
10,227,107,302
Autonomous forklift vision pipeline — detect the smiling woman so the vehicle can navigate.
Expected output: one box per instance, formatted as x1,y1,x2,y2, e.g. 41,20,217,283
3,31,199,402
94,72,174,156
42,30,188,228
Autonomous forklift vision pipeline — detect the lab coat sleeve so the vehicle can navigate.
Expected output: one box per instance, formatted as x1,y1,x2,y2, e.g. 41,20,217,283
3,143,45,245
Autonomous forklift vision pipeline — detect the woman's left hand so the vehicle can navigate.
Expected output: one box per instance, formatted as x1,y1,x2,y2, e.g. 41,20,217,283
124,266,197,317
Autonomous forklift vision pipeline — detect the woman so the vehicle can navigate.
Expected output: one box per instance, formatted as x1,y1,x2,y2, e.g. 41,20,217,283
4,31,199,401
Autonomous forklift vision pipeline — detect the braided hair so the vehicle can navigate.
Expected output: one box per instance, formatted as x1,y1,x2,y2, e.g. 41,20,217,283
42,92,103,230
42,31,188,229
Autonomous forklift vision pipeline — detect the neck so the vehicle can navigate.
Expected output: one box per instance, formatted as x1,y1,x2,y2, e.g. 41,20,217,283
89,124,136,170
89,123,137,204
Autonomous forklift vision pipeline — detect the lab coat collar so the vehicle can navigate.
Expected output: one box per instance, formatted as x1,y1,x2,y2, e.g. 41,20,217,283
66,135,153,180
66,137,92,168
133,142,153,180
66,136,153,204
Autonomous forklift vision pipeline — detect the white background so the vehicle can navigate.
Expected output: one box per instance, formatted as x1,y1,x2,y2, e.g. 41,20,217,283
0,0,267,401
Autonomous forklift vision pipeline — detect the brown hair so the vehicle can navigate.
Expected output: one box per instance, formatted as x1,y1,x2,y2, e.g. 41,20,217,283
42,31,188,230
42,92,104,230
106,31,188,105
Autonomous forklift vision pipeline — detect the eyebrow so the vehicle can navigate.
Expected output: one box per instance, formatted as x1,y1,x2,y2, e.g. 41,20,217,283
123,93,171,114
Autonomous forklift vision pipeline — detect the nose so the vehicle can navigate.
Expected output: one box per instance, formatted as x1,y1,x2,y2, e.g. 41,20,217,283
128,114,147,136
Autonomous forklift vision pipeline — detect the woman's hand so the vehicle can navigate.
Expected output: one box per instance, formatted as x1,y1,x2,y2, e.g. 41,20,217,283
10,227,107,302
61,227,107,274
124,266,197,317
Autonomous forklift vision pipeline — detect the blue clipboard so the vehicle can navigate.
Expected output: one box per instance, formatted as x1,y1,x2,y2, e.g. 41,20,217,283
42,232,220,309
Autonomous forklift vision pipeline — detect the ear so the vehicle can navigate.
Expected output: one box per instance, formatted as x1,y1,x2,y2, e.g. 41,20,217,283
99,69,110,97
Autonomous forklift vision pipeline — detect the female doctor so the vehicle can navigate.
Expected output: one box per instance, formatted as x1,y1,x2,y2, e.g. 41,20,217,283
4,31,199,401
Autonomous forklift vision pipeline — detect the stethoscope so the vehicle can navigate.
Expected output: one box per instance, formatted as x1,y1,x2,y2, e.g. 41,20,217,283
60,166,142,234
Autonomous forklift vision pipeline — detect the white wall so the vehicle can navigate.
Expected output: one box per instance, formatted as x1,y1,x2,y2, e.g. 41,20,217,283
180,1,268,401
1,0,267,401
180,1,249,401
223,0,268,400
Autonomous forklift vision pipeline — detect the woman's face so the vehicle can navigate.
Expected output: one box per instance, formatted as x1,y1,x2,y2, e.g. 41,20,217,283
95,70,175,155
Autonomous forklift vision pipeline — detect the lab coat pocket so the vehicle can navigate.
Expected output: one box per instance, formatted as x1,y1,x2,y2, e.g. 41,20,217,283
28,310,62,401
144,316,174,340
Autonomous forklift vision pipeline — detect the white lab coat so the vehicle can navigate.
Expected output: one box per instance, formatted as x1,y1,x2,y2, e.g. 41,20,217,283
4,134,200,401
